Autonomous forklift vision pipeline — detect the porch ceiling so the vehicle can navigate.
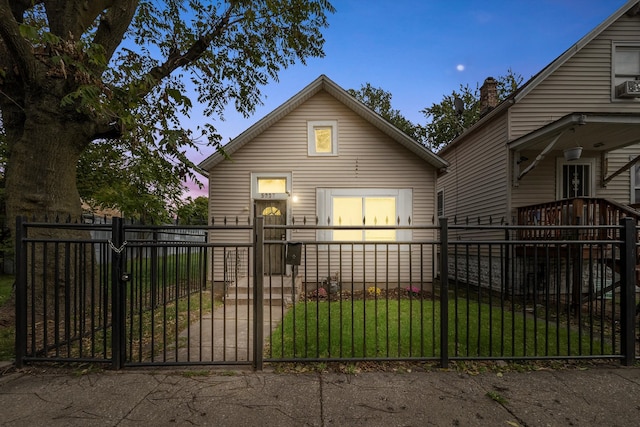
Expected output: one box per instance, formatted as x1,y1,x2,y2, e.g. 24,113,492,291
509,113,640,153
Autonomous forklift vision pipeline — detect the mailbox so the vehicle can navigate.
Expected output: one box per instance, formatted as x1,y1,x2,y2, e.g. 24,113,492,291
285,242,302,265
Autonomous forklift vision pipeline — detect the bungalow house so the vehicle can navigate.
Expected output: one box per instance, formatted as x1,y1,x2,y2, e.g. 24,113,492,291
198,75,448,290
436,0,640,298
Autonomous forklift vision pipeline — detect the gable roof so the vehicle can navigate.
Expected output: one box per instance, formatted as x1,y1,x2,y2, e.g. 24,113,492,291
439,0,640,156
198,74,448,171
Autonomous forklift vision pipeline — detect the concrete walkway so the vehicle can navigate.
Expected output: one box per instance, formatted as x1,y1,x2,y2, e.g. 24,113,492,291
0,363,639,426
165,300,288,363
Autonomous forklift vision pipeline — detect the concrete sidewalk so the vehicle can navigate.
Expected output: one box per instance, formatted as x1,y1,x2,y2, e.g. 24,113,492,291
0,363,639,426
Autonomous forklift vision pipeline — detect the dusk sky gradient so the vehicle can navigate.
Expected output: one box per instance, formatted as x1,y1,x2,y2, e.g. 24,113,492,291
184,0,630,198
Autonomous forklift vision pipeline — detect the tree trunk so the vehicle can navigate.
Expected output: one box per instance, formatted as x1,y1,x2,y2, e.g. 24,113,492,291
5,101,93,327
5,108,86,224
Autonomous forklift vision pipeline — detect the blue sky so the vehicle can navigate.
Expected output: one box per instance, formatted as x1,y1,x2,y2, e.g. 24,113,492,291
186,0,630,197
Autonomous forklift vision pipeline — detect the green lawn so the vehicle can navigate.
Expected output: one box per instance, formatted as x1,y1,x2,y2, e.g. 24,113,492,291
268,298,612,359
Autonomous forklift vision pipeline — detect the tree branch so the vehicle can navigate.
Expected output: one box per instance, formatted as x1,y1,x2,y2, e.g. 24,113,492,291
136,7,239,98
44,0,114,39
0,0,40,84
92,0,138,69
10,0,42,22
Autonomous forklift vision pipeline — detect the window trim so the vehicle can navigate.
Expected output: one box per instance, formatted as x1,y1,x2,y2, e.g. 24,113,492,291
437,189,445,219
307,120,338,156
251,172,292,200
611,42,640,102
555,157,595,200
316,188,412,243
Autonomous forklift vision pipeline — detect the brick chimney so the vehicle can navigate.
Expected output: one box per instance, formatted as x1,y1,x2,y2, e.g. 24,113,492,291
479,77,498,116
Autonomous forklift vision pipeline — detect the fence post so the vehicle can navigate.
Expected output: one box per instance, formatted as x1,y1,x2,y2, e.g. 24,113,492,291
111,217,126,369
253,216,264,370
439,217,449,368
504,226,511,298
619,217,636,366
151,230,158,307
14,216,27,369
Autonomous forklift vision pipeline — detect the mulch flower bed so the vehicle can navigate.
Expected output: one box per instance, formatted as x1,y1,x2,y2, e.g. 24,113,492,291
300,285,433,302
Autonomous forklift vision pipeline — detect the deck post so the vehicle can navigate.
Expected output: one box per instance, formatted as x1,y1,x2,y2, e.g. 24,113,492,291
570,215,583,314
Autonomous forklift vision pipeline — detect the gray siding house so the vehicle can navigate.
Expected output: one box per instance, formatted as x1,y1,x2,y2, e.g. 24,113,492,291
198,75,447,285
436,0,640,297
438,0,640,229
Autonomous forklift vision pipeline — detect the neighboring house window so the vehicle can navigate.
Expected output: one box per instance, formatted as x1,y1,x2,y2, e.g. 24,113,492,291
556,159,594,199
630,157,640,204
251,172,292,199
317,188,412,242
308,120,338,156
437,189,444,218
613,44,640,99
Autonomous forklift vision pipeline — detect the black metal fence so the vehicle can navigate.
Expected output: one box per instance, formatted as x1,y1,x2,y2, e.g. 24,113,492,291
14,217,638,369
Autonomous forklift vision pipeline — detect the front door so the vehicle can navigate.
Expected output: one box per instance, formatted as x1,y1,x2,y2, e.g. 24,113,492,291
255,200,286,275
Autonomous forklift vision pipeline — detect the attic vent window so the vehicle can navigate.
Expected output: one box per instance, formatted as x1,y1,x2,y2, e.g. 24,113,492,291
613,45,640,99
308,120,338,156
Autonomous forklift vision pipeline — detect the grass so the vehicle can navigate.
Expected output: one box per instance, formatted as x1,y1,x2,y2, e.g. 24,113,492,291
0,275,12,307
0,248,215,364
268,298,612,359
0,275,14,361
126,290,219,362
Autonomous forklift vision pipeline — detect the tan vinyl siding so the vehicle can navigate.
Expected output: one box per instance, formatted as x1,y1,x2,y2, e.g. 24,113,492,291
600,144,640,204
510,15,640,139
511,150,557,210
439,116,509,226
207,91,438,283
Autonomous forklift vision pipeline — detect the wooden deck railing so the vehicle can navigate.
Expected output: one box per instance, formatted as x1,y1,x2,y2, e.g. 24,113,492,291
516,197,640,240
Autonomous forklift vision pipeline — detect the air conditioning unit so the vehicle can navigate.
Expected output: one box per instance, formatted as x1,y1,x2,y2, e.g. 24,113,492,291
616,80,640,98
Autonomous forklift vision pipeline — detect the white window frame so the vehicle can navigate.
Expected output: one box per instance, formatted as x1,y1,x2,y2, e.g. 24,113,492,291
308,120,338,156
251,172,292,200
611,42,640,102
316,188,412,243
555,158,595,199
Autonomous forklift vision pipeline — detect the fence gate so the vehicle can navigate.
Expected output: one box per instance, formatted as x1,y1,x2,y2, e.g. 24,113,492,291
14,216,637,369
15,217,266,369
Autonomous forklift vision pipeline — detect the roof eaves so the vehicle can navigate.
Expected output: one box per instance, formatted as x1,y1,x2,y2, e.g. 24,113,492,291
437,99,513,157
513,0,639,103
